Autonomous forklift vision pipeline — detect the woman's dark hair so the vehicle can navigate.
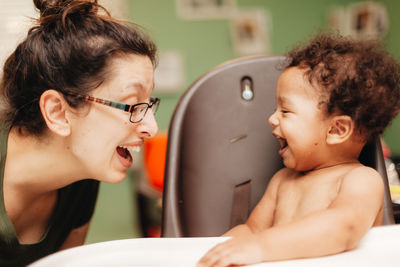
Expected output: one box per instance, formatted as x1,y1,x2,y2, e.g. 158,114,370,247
0,0,157,136
287,32,400,141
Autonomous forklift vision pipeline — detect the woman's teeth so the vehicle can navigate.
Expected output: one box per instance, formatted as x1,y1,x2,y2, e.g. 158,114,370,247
117,145,141,161
129,146,141,155
120,146,141,155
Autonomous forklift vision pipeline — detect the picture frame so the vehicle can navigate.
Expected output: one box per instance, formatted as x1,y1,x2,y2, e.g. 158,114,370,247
153,51,185,93
347,1,388,40
230,9,269,57
175,0,237,20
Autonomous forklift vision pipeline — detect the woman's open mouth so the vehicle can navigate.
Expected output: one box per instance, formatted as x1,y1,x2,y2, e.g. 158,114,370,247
116,145,140,168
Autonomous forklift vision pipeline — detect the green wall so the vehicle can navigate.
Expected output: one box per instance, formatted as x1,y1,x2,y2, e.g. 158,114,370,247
128,0,400,154
378,0,400,154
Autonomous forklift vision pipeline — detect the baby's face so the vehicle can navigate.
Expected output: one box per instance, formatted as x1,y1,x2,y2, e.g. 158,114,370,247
268,67,333,171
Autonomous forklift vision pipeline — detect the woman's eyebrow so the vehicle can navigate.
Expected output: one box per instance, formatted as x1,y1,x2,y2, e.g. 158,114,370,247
120,86,154,102
124,80,155,93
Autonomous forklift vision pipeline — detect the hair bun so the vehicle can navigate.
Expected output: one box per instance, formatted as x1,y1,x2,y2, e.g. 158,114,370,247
34,0,100,17
33,0,66,15
33,0,105,29
33,0,49,14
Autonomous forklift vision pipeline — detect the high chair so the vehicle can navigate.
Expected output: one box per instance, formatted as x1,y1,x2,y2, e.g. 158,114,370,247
161,55,395,237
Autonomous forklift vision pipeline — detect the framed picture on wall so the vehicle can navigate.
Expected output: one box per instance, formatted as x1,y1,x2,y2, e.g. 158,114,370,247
348,2,388,40
176,0,237,20
230,9,270,57
154,51,185,93
327,2,389,41
339,1,389,41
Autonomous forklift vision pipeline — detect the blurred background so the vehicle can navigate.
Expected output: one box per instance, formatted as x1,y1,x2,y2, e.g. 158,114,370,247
1,0,400,243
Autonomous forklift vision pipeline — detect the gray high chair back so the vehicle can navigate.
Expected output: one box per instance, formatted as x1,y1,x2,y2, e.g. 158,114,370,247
161,55,394,237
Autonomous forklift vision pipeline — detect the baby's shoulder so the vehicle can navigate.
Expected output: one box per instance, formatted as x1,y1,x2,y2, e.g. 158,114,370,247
272,167,296,179
270,168,299,186
344,164,381,179
341,164,384,188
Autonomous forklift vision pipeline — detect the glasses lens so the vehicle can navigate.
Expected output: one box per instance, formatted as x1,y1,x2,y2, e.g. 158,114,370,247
130,103,149,123
129,98,160,123
150,98,160,114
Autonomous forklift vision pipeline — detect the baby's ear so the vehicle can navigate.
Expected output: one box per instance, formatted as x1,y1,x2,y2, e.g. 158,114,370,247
326,115,354,145
39,89,71,137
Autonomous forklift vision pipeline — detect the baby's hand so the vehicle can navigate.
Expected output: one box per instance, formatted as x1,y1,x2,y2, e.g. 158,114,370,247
197,231,264,267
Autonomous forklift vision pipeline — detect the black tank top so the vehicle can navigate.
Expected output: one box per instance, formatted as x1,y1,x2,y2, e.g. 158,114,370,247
0,123,99,266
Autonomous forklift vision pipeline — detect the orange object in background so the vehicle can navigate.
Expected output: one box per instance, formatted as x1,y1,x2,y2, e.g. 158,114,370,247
143,132,168,192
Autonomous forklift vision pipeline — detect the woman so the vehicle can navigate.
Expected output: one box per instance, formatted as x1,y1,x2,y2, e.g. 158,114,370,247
0,0,159,265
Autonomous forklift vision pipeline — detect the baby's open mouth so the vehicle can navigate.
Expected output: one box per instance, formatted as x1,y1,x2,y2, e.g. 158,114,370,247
278,138,288,149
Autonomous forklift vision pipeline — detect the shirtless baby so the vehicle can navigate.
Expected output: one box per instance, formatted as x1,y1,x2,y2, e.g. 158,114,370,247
198,32,400,267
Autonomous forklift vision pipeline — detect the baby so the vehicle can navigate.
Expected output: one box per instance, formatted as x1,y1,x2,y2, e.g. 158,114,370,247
198,32,400,267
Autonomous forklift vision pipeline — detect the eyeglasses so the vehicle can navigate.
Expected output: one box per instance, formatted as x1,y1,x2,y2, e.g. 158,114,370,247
67,93,160,123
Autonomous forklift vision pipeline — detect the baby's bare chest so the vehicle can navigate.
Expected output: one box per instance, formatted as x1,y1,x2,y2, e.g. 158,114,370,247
273,175,342,225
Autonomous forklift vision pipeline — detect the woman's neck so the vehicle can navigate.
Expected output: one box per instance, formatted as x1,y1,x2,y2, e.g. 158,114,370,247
4,128,86,196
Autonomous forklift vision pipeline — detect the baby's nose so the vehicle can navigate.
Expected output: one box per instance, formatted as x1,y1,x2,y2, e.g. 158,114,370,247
268,111,278,127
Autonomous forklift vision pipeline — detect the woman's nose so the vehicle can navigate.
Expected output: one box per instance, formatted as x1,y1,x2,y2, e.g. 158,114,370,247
138,110,159,138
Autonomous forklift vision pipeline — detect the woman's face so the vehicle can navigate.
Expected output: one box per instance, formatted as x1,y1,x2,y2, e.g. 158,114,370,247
68,54,158,183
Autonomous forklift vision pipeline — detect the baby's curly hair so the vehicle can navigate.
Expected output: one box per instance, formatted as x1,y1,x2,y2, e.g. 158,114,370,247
287,32,400,141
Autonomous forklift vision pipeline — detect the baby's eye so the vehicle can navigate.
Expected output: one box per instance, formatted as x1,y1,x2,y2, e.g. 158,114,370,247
281,109,290,114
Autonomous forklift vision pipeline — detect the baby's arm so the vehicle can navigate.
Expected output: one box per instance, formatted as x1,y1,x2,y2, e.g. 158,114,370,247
253,167,384,261
197,166,383,267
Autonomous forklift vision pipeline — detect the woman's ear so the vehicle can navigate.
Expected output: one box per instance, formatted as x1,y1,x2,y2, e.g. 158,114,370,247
39,89,71,136
326,115,354,145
